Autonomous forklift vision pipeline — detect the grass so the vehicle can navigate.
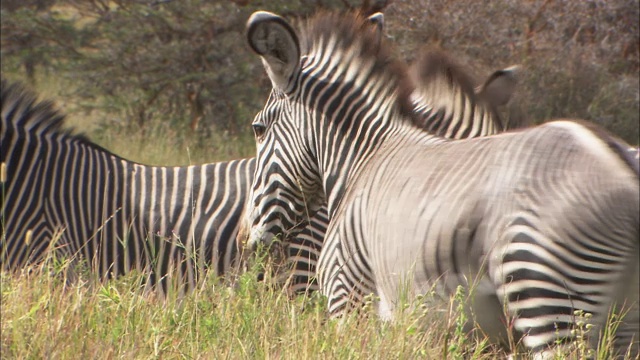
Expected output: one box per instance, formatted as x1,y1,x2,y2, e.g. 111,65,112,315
0,254,485,359
1,71,255,166
2,70,638,360
0,254,496,360
3,254,638,359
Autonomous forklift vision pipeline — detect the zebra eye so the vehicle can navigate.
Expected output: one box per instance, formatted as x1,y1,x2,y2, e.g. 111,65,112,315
252,122,267,140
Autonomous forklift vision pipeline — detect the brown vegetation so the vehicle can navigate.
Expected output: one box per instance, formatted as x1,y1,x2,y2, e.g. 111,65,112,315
1,0,638,146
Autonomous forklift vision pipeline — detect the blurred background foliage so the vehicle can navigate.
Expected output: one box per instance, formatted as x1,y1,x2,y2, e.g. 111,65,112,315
1,0,638,165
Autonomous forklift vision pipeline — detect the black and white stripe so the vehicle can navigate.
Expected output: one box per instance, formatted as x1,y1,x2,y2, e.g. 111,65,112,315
244,11,639,356
0,79,327,294
0,43,517,296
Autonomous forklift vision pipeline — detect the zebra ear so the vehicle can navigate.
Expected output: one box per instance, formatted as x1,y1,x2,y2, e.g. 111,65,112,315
476,65,520,107
366,12,384,48
247,11,300,92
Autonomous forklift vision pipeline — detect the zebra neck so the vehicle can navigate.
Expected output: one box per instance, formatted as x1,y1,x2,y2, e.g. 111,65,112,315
316,114,419,217
296,48,418,215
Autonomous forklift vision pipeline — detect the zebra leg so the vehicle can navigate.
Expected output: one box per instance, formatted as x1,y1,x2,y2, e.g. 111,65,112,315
318,230,377,319
465,277,513,348
612,261,639,358
375,284,395,321
319,240,357,318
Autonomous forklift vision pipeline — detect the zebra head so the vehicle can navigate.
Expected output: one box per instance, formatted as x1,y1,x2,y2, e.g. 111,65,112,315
242,12,322,249
239,11,523,254
241,11,415,251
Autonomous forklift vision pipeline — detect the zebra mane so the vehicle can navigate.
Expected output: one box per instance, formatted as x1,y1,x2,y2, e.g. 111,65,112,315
1,78,92,143
2,78,65,134
297,11,416,121
409,48,477,101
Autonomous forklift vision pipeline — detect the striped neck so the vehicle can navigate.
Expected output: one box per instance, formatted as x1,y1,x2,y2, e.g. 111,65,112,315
293,61,417,216
289,22,418,216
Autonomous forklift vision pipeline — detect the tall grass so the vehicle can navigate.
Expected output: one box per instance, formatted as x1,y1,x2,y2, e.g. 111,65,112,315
3,253,636,359
2,68,637,360
0,250,480,359
1,71,255,166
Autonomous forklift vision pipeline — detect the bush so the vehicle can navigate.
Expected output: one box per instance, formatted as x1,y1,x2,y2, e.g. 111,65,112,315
386,0,639,143
1,0,638,149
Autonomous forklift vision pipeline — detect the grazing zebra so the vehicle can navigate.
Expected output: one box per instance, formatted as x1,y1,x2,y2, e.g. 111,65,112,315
0,79,330,294
0,39,519,296
238,22,521,251
239,44,521,293
241,11,639,357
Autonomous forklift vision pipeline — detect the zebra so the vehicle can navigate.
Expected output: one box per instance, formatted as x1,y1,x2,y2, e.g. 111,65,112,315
241,11,639,357
241,42,522,290
0,39,519,296
237,13,521,249
0,78,330,295
408,48,518,138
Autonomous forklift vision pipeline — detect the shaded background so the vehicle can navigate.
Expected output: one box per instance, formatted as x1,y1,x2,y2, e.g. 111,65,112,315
2,0,638,165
